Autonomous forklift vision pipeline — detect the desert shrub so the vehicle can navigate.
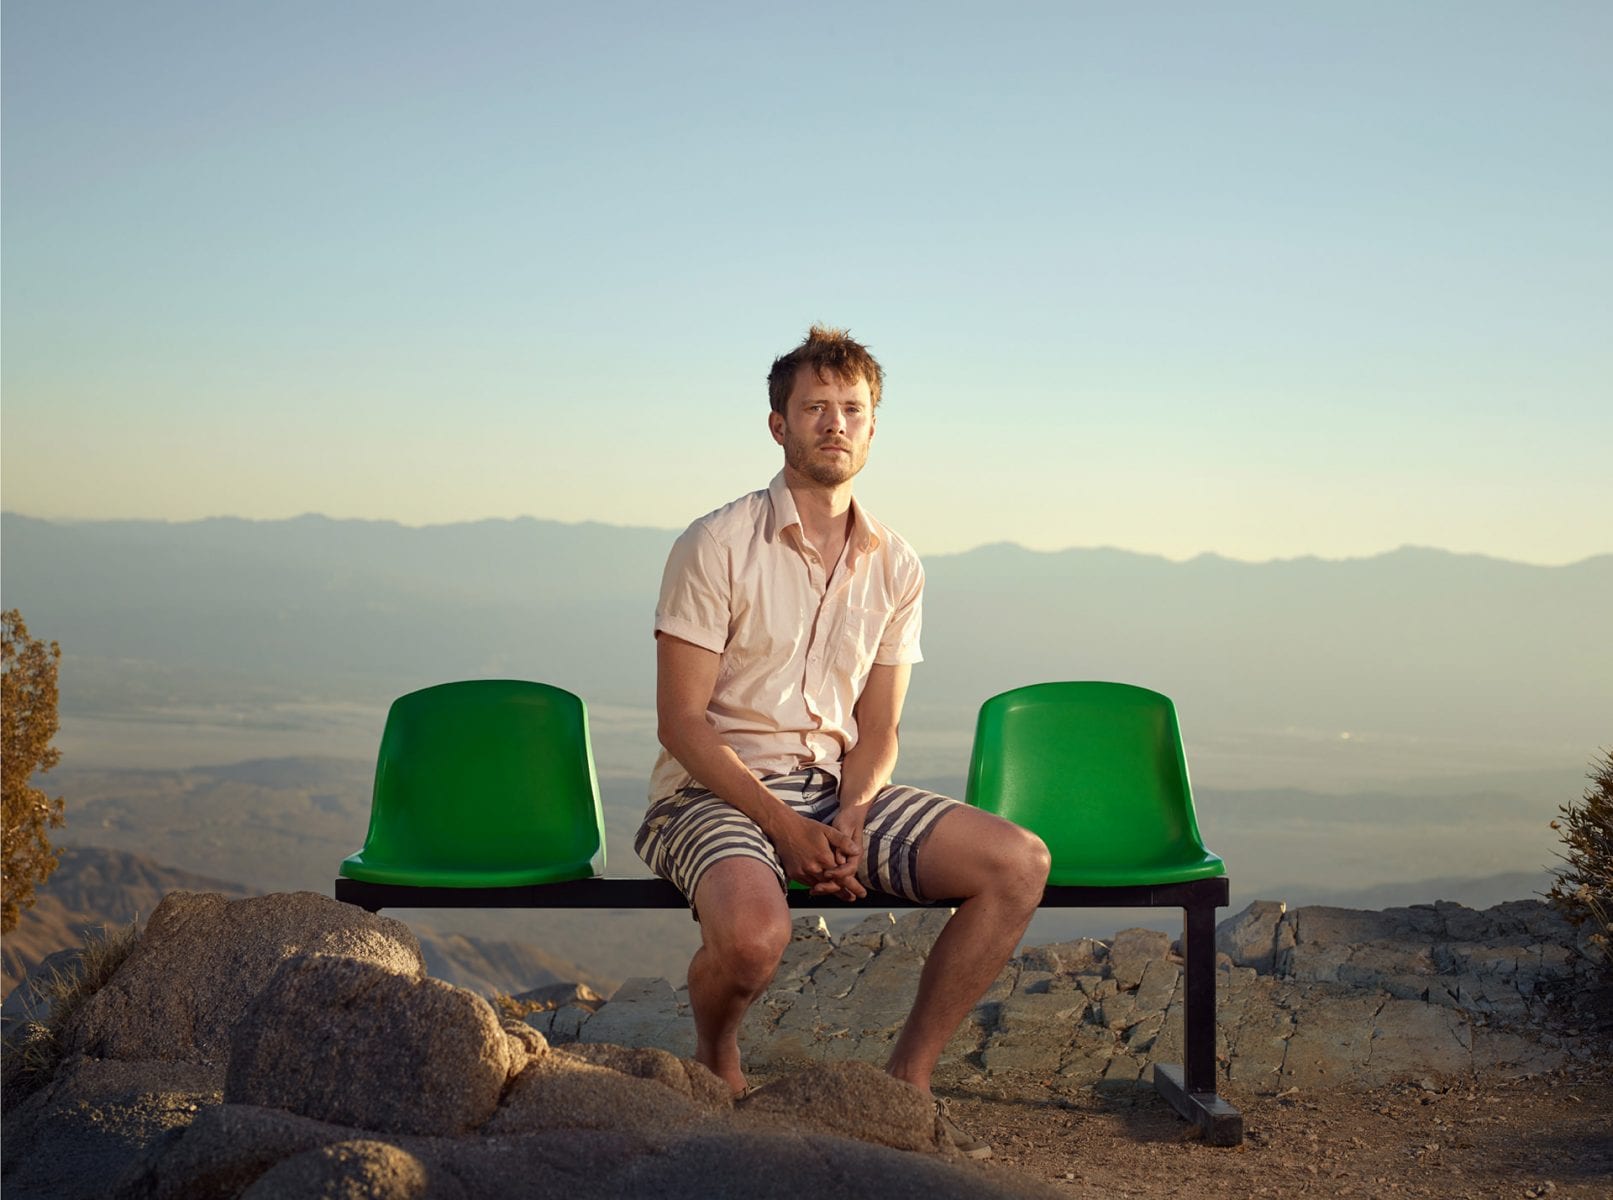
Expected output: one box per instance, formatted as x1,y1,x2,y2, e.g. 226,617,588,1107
491,991,534,1021
490,983,604,1022
1,919,142,1101
2,609,65,933
1546,749,1613,973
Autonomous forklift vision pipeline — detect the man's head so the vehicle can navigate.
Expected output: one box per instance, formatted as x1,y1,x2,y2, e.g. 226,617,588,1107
768,325,882,488
767,324,884,416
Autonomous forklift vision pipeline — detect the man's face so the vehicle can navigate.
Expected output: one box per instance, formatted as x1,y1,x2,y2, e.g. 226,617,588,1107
769,367,876,488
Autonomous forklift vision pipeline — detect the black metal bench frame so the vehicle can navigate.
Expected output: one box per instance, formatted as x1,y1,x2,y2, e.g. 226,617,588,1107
334,873,1242,1146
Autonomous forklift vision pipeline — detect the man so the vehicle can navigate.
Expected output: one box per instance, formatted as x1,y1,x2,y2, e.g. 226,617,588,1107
635,325,1051,1158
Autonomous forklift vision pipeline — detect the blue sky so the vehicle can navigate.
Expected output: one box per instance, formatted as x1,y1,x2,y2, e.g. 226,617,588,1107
4,1,1609,562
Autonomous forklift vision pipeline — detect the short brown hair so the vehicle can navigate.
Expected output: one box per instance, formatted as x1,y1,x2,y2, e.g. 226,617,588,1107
767,324,884,416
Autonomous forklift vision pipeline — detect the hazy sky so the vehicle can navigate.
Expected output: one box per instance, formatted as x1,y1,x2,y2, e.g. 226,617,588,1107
3,2,1608,563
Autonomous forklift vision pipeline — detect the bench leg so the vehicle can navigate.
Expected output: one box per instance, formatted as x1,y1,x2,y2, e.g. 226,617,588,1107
1154,901,1243,1146
333,878,385,914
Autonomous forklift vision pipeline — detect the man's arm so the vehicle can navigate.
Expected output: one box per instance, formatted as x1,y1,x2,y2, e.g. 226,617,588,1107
657,633,864,894
827,662,912,893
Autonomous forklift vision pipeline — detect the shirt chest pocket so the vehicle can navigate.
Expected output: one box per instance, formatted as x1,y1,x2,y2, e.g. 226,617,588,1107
834,605,888,684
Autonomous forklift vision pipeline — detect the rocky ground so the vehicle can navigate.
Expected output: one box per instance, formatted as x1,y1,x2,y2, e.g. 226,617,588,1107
533,900,1604,1092
2,889,1607,1199
897,1061,1613,1199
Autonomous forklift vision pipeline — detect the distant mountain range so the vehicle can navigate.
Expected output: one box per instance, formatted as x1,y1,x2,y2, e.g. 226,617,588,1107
28,756,703,984
3,512,1607,761
1,512,1603,986
18,752,1571,986
0,846,608,1003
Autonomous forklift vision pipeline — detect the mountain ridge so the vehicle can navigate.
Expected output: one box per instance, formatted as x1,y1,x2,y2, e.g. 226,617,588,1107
0,846,609,1003
6,510,1605,739
6,510,1608,570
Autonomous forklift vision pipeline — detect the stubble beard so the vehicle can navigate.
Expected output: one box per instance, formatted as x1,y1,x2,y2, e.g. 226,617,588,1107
784,433,866,487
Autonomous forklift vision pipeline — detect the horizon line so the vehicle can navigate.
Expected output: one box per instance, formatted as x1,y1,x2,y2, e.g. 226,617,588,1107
4,508,1608,570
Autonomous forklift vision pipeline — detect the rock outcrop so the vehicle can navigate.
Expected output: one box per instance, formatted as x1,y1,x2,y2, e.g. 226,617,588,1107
61,891,424,1063
737,1060,948,1154
1,890,1056,1200
3,888,1600,1200
535,900,1596,1093
226,954,514,1136
121,1103,1048,1200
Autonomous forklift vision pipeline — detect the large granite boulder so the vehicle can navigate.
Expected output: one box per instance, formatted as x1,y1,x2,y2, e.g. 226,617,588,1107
737,1060,949,1155
226,954,511,1137
0,1056,224,1200
610,1129,1057,1199
559,1042,731,1109
116,1100,1058,1200
485,1052,712,1139
116,1103,421,1200
238,1139,444,1200
61,892,423,1064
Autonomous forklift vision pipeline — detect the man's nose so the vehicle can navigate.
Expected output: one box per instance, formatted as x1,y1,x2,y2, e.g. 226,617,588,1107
824,406,847,432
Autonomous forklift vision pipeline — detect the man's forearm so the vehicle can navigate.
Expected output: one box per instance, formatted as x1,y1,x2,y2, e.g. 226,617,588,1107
838,725,900,810
659,715,792,836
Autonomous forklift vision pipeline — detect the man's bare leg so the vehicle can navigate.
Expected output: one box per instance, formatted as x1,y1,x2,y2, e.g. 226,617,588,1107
885,807,1051,1095
687,858,793,1096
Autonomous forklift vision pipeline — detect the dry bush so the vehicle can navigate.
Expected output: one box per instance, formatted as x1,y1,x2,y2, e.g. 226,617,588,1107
2,609,65,933
1546,750,1613,1029
1547,751,1613,947
1,919,142,1102
491,983,604,1022
491,991,534,1021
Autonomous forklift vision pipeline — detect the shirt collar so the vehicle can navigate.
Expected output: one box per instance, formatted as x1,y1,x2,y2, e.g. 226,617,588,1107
766,471,882,556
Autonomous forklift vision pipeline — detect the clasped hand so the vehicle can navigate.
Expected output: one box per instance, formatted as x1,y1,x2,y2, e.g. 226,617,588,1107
772,810,867,901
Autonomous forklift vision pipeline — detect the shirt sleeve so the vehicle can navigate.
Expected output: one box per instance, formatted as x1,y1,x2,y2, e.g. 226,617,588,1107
654,524,729,654
875,557,924,666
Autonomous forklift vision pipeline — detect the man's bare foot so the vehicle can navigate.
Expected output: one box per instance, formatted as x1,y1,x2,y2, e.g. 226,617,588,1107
696,1044,747,1098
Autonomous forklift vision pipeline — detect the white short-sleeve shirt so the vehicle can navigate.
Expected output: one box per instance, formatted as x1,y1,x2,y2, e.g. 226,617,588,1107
649,471,924,802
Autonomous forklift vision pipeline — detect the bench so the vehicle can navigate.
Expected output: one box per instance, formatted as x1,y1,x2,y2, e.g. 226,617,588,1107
333,678,1242,1146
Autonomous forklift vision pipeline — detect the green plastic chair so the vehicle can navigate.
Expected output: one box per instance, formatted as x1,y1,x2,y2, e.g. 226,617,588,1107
339,679,605,888
966,682,1224,887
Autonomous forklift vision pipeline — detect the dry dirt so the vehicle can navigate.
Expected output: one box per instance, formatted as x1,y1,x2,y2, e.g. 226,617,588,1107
911,1060,1613,1199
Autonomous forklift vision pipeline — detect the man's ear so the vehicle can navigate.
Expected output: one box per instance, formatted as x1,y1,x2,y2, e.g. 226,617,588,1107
768,410,786,446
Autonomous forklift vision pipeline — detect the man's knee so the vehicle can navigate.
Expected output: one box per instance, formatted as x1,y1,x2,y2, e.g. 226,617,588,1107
692,858,792,991
985,824,1051,908
1017,828,1053,894
916,807,1052,906
707,912,791,992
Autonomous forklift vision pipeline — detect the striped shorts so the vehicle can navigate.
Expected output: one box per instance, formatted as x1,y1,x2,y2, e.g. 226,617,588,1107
634,768,962,915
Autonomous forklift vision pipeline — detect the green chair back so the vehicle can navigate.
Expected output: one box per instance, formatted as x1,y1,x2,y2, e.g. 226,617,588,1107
339,679,605,888
966,682,1224,887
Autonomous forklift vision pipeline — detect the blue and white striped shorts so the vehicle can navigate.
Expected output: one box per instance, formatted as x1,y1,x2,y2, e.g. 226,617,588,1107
634,767,961,915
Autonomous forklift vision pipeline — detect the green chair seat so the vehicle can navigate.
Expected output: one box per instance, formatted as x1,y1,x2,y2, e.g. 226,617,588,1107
340,679,605,889
966,682,1224,888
